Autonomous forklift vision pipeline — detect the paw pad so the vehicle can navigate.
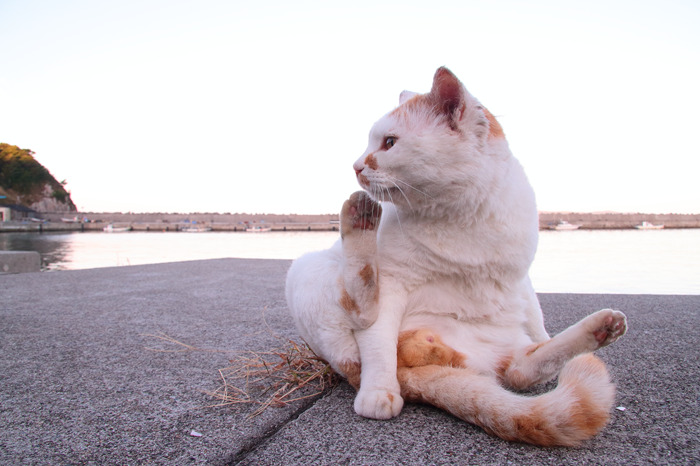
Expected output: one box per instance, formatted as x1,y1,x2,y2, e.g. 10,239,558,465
341,191,382,236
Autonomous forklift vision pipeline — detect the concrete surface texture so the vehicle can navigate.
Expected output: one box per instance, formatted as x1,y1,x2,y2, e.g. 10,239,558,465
0,250,40,274
1,258,698,465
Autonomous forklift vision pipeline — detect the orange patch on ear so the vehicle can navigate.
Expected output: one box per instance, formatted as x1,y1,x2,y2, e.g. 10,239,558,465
364,153,378,170
483,107,505,139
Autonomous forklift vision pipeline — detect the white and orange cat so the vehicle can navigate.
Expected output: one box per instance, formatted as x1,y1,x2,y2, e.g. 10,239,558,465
285,67,627,446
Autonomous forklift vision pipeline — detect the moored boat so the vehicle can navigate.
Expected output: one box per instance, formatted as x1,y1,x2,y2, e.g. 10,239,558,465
550,221,580,231
103,224,131,233
635,221,664,230
181,226,212,232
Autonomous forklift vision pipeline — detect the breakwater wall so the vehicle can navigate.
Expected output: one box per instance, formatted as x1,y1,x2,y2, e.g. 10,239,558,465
1,211,699,233
0,221,339,233
0,211,340,233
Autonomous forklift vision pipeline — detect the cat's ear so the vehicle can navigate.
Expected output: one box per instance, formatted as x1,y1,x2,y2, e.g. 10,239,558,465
429,67,466,129
399,90,418,105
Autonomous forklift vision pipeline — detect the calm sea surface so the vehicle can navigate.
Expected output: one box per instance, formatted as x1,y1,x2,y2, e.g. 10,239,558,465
1,229,698,295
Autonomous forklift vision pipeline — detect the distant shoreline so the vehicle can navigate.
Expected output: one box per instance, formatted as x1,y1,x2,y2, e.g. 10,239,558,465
1,211,699,233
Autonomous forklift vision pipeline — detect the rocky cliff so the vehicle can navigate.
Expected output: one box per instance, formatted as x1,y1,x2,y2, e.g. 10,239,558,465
0,143,76,213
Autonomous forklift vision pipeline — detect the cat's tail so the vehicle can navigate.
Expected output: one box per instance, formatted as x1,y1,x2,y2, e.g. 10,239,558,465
398,353,615,447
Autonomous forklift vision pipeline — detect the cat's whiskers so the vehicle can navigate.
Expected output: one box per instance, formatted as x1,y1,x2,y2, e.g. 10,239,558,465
395,179,435,201
389,181,413,211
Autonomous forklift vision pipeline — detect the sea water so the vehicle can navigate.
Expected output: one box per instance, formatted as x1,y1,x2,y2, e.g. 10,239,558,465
1,229,698,295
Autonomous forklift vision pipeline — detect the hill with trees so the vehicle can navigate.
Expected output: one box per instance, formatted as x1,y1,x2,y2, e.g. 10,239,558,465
0,143,76,212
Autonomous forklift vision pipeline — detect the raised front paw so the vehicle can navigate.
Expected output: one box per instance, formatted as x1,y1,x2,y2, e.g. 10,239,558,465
341,191,382,239
589,309,627,348
353,388,403,420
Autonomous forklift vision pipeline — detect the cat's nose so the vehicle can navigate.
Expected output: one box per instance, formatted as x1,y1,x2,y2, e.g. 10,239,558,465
353,161,364,175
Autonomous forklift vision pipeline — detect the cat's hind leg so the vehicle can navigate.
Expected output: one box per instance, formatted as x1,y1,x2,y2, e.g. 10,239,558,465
286,244,362,387
500,309,627,390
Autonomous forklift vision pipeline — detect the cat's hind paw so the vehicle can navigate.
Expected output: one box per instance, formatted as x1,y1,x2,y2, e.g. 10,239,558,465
353,388,403,420
341,191,382,239
589,309,627,348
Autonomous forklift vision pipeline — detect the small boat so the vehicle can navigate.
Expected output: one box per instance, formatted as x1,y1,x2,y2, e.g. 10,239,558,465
551,221,580,231
246,226,272,232
61,217,79,223
635,221,664,230
181,226,212,232
103,224,131,233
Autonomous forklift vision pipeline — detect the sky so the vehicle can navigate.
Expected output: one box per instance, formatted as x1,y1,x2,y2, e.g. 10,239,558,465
1,0,699,214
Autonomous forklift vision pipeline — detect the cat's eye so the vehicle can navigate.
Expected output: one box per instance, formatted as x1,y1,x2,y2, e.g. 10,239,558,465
384,136,397,150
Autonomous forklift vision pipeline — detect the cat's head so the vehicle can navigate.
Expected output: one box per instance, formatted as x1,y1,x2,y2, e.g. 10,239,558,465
354,67,508,215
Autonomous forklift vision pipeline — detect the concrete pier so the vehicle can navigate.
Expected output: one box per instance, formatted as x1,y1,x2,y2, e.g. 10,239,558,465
1,259,698,464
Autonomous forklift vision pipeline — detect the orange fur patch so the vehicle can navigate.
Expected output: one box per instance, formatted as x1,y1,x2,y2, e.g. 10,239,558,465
358,264,375,288
364,153,378,170
511,411,558,446
496,354,512,380
396,367,422,402
338,360,361,390
570,386,610,437
390,93,430,119
391,86,464,131
397,329,467,368
483,107,505,139
339,288,359,315
496,352,532,390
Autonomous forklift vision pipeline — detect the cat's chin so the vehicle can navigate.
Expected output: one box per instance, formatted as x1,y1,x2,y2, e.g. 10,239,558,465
363,186,401,202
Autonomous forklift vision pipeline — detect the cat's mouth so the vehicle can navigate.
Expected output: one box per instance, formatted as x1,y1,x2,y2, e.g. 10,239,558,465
357,174,404,203
357,174,369,188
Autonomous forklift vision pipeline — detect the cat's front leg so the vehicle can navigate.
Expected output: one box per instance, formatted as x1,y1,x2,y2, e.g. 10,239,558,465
339,191,382,329
352,280,407,419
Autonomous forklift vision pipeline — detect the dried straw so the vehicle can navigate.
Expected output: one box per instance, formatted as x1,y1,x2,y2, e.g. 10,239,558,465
205,339,340,418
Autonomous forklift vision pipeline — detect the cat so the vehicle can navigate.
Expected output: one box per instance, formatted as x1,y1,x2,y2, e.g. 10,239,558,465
285,67,627,446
